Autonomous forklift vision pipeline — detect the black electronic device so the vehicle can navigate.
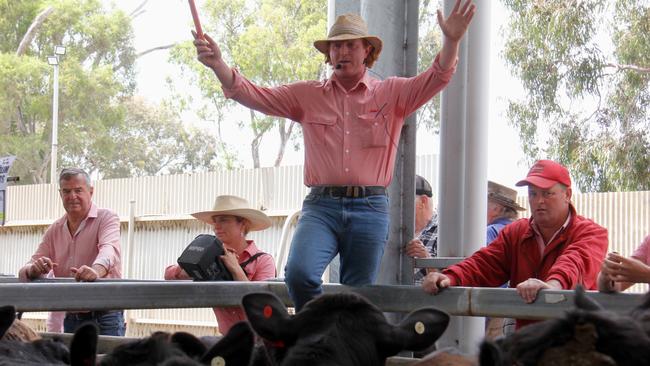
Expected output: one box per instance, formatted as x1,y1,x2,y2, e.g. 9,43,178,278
177,234,233,281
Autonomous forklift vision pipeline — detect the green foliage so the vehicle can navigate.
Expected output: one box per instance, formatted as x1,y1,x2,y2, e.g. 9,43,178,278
502,0,649,192
1,0,224,183
169,0,327,168
417,0,443,133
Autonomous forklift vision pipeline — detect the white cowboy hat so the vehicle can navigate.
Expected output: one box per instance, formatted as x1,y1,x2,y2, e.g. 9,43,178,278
313,13,383,68
191,195,272,231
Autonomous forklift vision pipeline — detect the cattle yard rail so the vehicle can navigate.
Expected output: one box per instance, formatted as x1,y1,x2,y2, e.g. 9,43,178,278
1,281,645,320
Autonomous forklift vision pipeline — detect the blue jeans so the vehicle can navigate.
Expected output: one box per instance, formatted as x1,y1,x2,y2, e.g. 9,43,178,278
64,311,125,336
284,193,390,311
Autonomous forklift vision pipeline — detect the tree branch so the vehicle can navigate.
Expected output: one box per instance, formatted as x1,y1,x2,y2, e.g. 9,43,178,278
136,43,177,58
16,7,55,56
605,63,650,74
129,0,148,18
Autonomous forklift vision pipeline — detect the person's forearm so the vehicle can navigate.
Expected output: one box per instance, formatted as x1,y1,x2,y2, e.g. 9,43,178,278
438,38,460,71
92,264,108,278
212,59,234,89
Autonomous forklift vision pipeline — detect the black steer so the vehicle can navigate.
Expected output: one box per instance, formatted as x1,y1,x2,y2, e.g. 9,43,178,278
0,305,97,366
99,322,257,366
479,287,650,366
238,291,450,366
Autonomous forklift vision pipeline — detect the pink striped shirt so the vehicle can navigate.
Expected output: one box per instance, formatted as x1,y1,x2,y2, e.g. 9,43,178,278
24,203,121,279
632,235,650,264
222,55,456,187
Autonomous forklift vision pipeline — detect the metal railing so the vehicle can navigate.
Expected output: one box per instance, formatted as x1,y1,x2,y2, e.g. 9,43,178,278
1,281,645,320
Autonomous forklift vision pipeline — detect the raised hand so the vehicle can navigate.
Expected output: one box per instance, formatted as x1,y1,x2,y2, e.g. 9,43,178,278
437,0,477,43
192,30,223,70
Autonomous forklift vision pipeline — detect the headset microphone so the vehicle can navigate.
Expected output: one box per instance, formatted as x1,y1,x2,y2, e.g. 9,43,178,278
335,63,342,69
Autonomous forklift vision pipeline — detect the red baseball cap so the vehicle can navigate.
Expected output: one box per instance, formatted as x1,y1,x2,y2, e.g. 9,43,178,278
515,160,571,189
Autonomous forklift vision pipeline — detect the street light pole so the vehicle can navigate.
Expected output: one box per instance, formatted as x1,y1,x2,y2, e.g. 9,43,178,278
47,46,65,183
51,60,59,183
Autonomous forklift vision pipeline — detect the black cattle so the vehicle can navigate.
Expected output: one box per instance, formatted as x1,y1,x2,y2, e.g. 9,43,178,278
236,291,450,366
0,305,97,366
479,287,650,366
99,321,258,366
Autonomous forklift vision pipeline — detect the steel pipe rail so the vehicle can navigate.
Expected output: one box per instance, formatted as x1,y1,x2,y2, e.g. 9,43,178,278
0,277,169,284
1,282,645,319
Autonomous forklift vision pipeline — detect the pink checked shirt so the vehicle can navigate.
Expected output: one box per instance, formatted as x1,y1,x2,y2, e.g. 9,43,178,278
222,55,456,187
22,203,121,280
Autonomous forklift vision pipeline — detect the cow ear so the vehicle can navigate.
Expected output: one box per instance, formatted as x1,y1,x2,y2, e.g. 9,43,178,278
171,331,207,359
0,305,16,339
479,339,504,366
380,308,450,353
201,321,255,366
242,292,294,341
69,322,98,366
574,285,603,311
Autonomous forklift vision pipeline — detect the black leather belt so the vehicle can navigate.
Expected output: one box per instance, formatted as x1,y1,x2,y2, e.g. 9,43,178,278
65,310,114,320
310,186,387,198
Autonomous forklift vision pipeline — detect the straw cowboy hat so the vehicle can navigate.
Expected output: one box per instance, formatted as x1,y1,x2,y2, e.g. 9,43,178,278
191,195,272,231
488,181,526,211
313,13,383,68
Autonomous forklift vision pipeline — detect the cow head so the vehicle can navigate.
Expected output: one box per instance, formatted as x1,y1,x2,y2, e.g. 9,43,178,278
479,286,650,366
0,305,97,366
241,292,449,366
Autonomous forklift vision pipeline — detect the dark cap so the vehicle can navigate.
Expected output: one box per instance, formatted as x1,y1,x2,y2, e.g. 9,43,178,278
415,175,433,197
515,160,571,189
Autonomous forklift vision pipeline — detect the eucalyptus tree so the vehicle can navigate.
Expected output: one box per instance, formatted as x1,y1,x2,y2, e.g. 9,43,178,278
0,0,222,183
501,0,649,192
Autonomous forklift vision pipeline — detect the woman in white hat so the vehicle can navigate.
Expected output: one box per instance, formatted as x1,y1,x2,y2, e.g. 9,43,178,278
164,195,276,335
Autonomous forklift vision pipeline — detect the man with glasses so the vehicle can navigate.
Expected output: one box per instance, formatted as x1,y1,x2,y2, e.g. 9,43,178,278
422,160,608,329
18,168,124,336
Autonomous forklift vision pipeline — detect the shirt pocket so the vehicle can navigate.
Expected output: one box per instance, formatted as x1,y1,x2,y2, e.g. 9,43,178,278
357,112,389,148
303,118,337,146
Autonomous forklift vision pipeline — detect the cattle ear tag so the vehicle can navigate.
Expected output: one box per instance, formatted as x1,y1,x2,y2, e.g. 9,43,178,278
211,356,226,366
263,305,273,318
414,321,425,335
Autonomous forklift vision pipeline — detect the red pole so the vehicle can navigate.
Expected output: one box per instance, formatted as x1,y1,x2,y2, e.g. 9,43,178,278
188,0,203,38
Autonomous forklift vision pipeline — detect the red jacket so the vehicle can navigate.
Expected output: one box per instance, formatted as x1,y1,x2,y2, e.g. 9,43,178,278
443,204,608,327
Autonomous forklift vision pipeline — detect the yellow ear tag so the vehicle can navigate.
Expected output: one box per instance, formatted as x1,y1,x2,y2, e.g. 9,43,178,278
414,321,425,335
211,356,226,366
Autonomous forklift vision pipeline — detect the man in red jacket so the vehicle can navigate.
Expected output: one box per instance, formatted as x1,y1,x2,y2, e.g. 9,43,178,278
422,160,608,328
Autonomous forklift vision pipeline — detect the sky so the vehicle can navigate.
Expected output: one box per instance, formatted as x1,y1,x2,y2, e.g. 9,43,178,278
108,0,530,192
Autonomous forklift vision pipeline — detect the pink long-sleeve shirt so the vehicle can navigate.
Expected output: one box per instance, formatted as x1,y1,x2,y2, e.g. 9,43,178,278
222,55,456,187
22,203,122,280
164,240,276,335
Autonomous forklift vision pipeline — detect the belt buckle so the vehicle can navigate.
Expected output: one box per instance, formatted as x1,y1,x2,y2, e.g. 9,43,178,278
345,186,363,198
